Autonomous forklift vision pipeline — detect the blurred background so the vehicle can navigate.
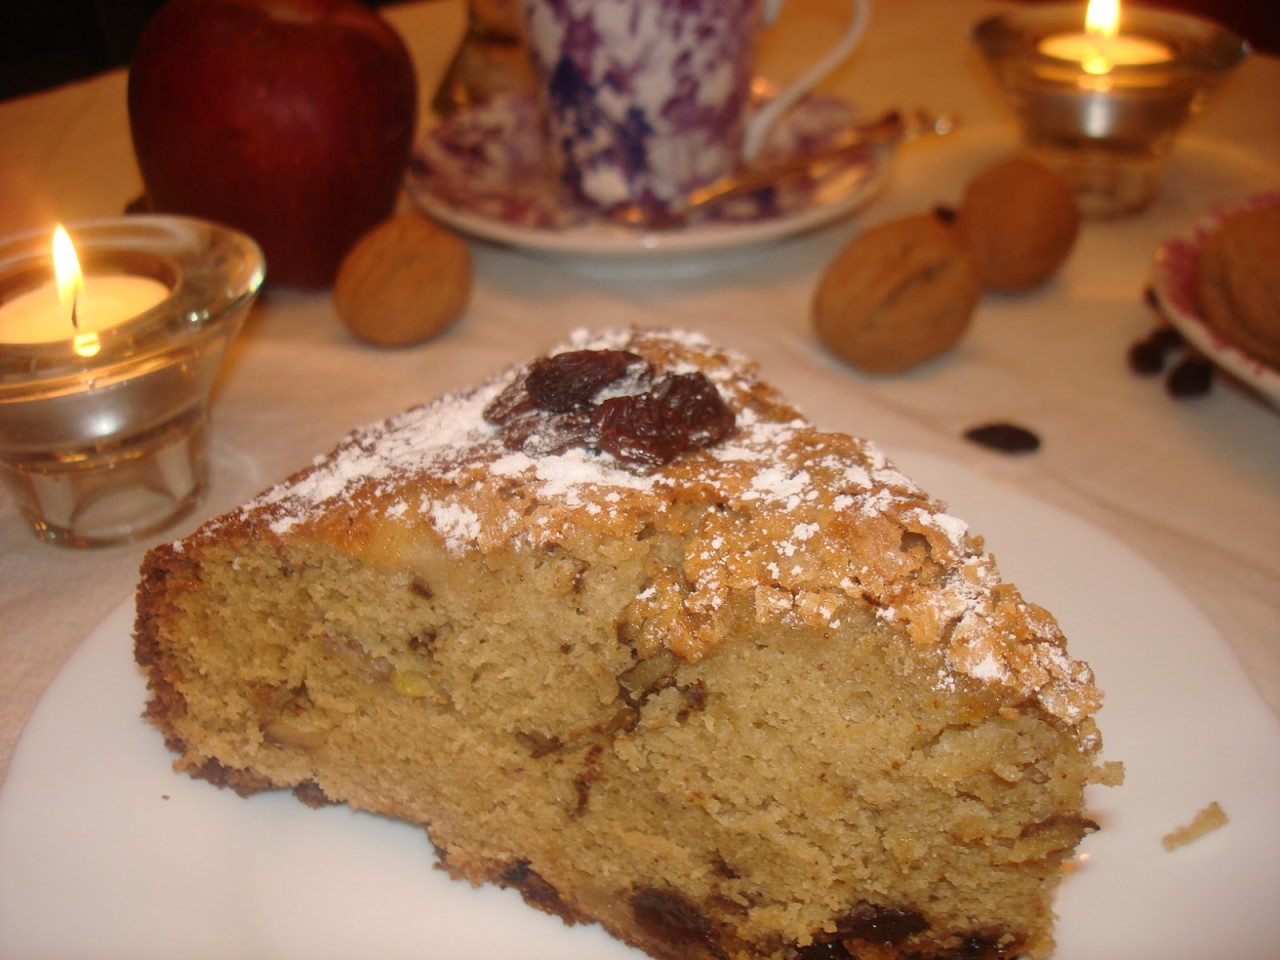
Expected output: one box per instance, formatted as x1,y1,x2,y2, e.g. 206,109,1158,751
0,0,1275,103
0,0,397,101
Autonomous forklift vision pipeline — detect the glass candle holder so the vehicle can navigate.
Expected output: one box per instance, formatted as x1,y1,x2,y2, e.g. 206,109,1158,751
0,216,264,547
973,4,1249,219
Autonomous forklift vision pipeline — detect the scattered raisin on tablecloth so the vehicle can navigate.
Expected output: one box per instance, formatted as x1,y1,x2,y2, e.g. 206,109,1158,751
1128,325,1185,376
1165,357,1214,398
963,422,1041,454
1132,287,1216,399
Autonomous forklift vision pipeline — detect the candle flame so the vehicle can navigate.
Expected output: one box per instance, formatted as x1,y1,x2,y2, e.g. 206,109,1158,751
51,225,84,328
1081,0,1122,74
1085,0,1120,38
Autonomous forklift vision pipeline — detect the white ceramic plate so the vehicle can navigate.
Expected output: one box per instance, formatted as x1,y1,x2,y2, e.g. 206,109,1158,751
2,451,1278,960
406,93,890,261
1150,191,1280,408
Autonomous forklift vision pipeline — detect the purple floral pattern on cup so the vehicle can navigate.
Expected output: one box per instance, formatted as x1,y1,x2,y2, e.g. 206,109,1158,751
525,0,758,214
407,91,880,231
519,0,866,216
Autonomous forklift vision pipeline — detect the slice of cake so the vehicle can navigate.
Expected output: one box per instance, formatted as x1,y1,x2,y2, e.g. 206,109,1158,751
135,329,1119,960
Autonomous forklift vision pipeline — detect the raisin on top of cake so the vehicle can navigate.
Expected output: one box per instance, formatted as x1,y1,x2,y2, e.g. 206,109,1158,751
220,328,1102,731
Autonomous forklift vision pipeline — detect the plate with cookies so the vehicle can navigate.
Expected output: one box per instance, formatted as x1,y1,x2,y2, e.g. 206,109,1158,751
1150,191,1280,408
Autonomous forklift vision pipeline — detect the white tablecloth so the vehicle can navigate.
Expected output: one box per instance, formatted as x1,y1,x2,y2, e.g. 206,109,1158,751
1,0,1277,787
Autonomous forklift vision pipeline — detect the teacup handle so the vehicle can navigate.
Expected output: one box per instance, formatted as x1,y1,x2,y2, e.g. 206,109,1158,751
742,0,870,162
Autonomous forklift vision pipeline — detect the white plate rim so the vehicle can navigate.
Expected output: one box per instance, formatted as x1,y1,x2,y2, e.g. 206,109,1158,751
410,160,890,260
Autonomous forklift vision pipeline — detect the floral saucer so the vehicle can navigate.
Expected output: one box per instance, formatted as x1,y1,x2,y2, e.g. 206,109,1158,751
1150,191,1280,408
406,93,891,260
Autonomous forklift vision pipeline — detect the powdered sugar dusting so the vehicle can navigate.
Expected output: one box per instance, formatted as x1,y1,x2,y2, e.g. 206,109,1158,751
429,500,480,547
529,447,657,503
232,328,1100,726
257,385,504,535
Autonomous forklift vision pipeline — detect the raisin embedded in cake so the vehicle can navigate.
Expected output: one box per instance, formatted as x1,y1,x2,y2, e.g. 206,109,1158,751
135,329,1121,960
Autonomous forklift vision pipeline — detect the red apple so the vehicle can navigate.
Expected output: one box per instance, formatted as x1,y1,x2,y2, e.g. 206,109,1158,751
128,0,418,288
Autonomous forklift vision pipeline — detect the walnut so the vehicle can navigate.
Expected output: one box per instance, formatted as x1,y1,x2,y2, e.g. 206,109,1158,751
333,213,471,347
812,213,983,373
954,155,1079,293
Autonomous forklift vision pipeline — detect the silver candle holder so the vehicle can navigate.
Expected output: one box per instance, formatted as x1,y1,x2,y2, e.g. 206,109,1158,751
0,216,263,546
973,3,1249,219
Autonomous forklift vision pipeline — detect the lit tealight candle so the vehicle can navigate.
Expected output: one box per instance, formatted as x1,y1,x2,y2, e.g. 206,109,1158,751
0,225,169,353
1039,0,1173,75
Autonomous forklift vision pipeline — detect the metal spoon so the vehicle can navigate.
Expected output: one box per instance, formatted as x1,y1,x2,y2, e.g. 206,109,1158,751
608,109,958,231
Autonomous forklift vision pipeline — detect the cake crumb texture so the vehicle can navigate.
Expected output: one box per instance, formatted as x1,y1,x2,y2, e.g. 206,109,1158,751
1162,802,1228,852
135,329,1117,960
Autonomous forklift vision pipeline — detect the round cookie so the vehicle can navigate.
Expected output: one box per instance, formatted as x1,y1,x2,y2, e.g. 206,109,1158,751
1196,203,1280,370
813,213,983,374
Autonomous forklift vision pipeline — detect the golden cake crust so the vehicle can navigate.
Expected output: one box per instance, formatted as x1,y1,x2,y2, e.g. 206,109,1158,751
215,328,1100,729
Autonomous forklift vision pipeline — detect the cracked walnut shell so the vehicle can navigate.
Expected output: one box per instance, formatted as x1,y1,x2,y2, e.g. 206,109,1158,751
813,213,983,374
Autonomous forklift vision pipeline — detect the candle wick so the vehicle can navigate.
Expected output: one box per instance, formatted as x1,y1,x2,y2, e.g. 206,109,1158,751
71,289,81,331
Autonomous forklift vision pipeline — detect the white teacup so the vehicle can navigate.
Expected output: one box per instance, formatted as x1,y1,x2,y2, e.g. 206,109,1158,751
519,0,869,216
